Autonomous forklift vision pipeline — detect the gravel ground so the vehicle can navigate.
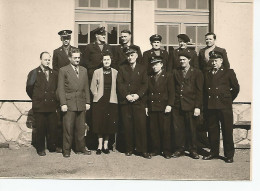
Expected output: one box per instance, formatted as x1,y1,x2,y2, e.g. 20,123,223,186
0,146,250,180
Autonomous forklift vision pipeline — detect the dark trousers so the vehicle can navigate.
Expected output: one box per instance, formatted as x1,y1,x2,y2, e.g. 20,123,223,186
149,111,171,154
56,108,63,148
120,104,147,153
34,112,58,152
63,110,86,154
207,109,234,158
172,109,197,152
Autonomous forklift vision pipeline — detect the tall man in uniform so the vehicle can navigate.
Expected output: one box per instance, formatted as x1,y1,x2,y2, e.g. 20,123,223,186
202,51,239,163
26,52,59,156
142,34,170,75
53,30,77,152
117,45,150,159
172,50,203,159
168,34,199,71
57,48,91,158
113,30,142,69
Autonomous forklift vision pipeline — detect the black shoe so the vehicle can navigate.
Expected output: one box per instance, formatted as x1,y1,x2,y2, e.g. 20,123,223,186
150,152,160,156
163,154,171,159
190,151,200,159
102,148,110,154
225,157,234,163
63,153,70,158
125,151,133,156
142,152,151,159
82,149,91,155
37,151,46,156
172,151,184,158
202,154,219,160
96,149,102,155
56,147,62,153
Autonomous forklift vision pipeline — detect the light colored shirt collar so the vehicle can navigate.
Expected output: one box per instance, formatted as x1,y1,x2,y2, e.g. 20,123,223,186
40,65,50,72
130,62,136,69
182,64,190,72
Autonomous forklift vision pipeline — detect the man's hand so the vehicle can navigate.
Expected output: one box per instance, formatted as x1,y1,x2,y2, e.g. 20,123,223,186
126,95,134,102
194,108,200,116
145,108,149,116
131,94,139,101
165,105,172,113
61,105,68,112
86,104,91,110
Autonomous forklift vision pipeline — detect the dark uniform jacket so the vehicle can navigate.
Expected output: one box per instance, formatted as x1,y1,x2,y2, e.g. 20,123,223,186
142,49,169,75
26,66,58,112
52,45,77,72
57,65,90,111
168,48,199,71
113,44,142,69
172,67,204,111
199,46,230,72
147,70,174,111
117,63,148,105
204,67,239,109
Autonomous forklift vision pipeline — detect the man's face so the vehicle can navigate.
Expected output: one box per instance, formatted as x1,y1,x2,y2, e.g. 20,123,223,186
121,32,131,44
178,38,187,49
211,58,223,70
152,62,163,73
70,53,81,66
61,36,71,46
102,55,112,68
179,56,190,68
127,52,138,64
96,34,106,43
41,53,51,67
151,41,161,50
205,35,215,47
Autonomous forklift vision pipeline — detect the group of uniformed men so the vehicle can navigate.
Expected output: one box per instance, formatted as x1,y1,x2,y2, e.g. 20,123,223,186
26,26,239,163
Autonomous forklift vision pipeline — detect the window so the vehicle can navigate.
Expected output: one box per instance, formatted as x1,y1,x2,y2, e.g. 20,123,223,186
77,0,131,8
108,0,131,8
156,0,180,9
78,0,101,7
186,0,208,9
185,25,208,51
156,0,208,10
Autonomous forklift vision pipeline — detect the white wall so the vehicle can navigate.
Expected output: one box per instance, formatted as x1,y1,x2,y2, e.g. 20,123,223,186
0,0,75,100
214,0,253,102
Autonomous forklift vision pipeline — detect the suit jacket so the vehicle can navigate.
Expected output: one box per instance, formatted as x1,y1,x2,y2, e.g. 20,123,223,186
147,70,174,111
117,63,148,105
172,67,204,111
57,64,90,111
199,46,230,72
52,45,77,72
142,49,169,75
168,48,199,71
204,67,239,109
113,44,143,69
90,67,118,103
26,66,58,112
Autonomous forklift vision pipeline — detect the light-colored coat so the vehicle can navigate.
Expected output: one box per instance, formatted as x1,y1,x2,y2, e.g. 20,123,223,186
90,68,118,103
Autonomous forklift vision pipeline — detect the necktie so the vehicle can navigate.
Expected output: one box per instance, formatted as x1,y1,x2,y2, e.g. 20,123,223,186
74,67,79,78
182,69,187,78
43,69,49,81
131,64,135,71
212,69,218,75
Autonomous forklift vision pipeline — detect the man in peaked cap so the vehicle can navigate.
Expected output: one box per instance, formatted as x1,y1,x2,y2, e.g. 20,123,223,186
168,34,199,71
52,30,77,153
142,34,170,75
202,50,239,163
171,49,203,159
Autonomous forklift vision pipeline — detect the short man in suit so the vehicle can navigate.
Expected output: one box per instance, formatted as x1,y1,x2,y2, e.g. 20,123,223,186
26,52,59,156
146,56,174,159
168,34,199,71
113,30,142,69
202,51,239,163
81,26,114,82
53,30,77,152
117,45,150,159
142,34,170,75
199,32,230,72
172,50,204,159
57,48,91,157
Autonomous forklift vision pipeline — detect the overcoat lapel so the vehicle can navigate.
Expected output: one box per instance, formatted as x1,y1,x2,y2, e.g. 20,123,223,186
67,65,80,89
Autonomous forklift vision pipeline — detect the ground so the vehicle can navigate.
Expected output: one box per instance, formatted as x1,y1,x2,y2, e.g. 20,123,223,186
0,146,250,180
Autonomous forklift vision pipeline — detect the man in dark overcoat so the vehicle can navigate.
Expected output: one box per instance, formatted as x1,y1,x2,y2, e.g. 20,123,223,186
26,52,59,156
142,34,170,75
172,50,204,159
117,45,150,159
202,50,239,163
168,34,199,71
57,48,91,157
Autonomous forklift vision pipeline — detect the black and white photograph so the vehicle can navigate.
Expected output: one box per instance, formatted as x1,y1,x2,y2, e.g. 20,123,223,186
0,0,258,190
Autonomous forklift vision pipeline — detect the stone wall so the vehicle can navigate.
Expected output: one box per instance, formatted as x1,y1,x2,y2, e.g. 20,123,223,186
0,101,251,149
